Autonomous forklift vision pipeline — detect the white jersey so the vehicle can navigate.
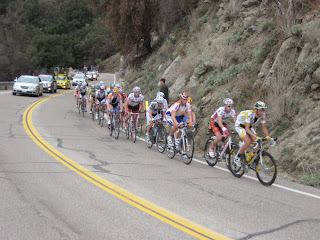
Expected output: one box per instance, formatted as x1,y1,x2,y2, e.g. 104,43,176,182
127,93,144,107
211,107,236,123
235,110,266,127
147,100,166,115
95,90,107,101
166,101,191,117
79,86,88,95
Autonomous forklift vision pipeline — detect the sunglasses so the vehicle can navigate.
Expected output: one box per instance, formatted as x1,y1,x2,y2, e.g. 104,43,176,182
226,105,233,108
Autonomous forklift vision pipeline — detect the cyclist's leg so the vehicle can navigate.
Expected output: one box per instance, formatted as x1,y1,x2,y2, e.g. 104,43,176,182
146,112,153,133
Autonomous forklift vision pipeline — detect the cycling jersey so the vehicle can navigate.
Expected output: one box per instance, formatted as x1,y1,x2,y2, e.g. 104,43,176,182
88,89,96,98
166,101,191,117
80,87,88,95
147,100,166,117
211,106,236,123
107,93,122,107
127,93,144,107
95,90,106,102
235,110,266,128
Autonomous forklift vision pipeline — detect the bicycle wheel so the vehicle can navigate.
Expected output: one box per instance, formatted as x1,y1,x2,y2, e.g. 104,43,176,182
166,135,175,159
82,103,85,118
126,121,130,139
145,129,153,148
156,126,167,153
137,116,143,137
114,118,120,139
204,138,218,167
227,145,244,178
181,134,194,165
131,124,136,143
255,151,277,186
109,115,113,136
100,111,104,127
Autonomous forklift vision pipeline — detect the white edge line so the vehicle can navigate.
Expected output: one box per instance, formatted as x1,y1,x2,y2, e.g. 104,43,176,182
134,136,320,200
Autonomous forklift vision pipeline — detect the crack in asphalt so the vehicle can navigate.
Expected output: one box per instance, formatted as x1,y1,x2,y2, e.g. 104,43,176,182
237,219,320,240
56,138,127,177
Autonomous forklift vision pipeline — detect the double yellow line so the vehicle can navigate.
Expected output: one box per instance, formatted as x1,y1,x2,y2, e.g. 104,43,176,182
23,91,231,240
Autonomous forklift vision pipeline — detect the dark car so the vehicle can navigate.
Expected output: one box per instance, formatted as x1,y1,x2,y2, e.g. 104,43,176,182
38,74,57,93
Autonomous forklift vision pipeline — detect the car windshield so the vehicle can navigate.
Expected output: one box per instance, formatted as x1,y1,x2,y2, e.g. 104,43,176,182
39,75,53,82
56,76,67,80
75,75,86,79
17,76,39,83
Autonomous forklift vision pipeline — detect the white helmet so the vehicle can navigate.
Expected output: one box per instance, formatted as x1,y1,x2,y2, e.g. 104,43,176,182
133,86,141,93
100,85,105,90
155,96,164,103
100,81,104,85
115,83,121,88
254,101,267,109
82,82,87,87
223,98,234,105
157,92,165,98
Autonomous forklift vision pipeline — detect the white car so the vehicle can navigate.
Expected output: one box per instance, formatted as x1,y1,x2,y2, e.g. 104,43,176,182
13,75,43,97
72,73,87,86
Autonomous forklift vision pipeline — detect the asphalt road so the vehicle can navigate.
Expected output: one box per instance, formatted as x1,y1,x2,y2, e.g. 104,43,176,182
1,73,320,240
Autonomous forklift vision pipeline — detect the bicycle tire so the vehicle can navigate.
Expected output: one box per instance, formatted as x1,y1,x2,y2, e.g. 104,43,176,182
131,124,136,143
114,118,120,139
166,135,175,159
255,151,277,186
126,122,130,139
227,145,244,178
109,115,113,136
181,134,194,165
156,126,167,153
145,129,153,148
137,117,143,137
204,138,218,167
100,111,104,127
82,103,85,118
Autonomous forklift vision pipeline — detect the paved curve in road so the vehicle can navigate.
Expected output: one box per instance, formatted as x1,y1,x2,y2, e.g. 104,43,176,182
1,73,319,240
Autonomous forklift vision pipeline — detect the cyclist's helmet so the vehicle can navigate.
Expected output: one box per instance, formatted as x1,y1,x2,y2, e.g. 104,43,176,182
223,98,234,105
155,96,164,103
180,92,188,100
82,82,87,87
254,101,267,109
100,81,104,85
100,85,105,90
133,86,141,93
157,92,165,98
110,83,115,88
115,83,121,88
91,85,95,89
113,87,119,94
188,97,192,104
95,83,100,89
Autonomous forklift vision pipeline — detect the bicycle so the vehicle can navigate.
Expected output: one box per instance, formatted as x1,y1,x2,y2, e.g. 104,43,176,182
227,137,278,186
78,97,85,118
109,109,121,139
125,112,140,143
91,101,96,121
97,105,104,127
166,122,195,165
136,112,144,137
204,132,238,170
145,119,167,153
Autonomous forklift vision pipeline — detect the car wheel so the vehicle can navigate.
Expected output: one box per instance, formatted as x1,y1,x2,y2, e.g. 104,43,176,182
36,90,40,97
13,92,16,95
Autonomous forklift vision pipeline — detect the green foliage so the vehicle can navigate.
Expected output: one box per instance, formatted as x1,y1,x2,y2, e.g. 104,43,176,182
253,34,278,63
301,173,320,187
290,24,302,37
274,121,291,136
228,28,250,44
262,22,275,32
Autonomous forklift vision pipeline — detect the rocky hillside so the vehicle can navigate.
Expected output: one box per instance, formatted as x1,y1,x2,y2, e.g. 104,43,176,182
117,0,320,186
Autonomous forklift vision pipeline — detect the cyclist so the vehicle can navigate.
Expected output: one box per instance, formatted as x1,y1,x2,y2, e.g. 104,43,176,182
157,92,168,110
74,82,81,108
124,86,145,136
208,98,237,158
166,92,193,148
95,85,107,120
146,96,166,141
106,83,115,95
234,101,270,166
106,86,123,125
88,85,97,114
78,82,89,112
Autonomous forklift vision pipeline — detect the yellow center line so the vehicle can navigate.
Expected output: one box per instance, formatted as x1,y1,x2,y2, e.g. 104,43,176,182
22,91,232,240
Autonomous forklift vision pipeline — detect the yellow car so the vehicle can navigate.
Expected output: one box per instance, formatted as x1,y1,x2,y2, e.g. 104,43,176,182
56,75,71,89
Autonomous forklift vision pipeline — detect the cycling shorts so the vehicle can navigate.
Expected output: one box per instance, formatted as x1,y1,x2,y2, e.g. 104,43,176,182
210,121,228,134
235,124,256,139
127,105,139,113
166,115,183,126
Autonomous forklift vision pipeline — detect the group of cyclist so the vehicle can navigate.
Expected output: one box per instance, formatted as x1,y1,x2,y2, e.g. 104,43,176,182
74,80,271,166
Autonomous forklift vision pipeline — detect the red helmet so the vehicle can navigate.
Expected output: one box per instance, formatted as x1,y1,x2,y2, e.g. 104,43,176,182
179,92,188,100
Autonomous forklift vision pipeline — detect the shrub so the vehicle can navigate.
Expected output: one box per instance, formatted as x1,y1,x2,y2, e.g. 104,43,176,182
301,173,320,187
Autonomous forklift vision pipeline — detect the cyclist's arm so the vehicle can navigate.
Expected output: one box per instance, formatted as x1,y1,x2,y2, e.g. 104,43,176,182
124,98,128,112
139,101,144,112
217,116,224,129
261,123,269,137
106,99,111,111
171,110,179,126
245,123,256,138
119,98,123,111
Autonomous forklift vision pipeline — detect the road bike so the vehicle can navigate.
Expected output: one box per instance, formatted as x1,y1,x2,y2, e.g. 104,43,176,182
204,132,238,170
145,119,167,153
78,97,86,118
227,137,278,186
97,105,104,127
125,112,140,143
109,109,121,139
166,122,194,165
136,113,144,137
91,101,96,121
